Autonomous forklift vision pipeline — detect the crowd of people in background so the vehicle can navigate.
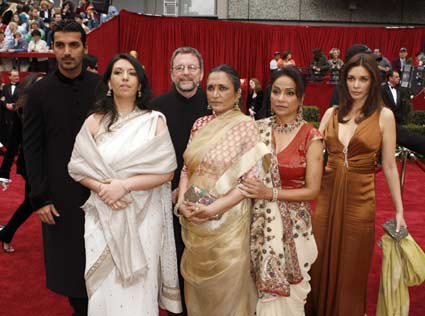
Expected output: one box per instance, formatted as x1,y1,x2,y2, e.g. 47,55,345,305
0,0,118,71
270,46,425,84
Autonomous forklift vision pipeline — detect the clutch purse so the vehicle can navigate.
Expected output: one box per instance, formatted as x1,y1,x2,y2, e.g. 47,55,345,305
382,218,408,241
184,185,217,205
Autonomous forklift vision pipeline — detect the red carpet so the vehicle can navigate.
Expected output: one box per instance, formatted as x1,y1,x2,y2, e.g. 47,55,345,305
1,162,424,315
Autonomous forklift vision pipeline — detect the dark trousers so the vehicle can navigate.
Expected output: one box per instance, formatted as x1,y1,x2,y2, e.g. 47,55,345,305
68,297,88,316
168,215,187,316
397,125,425,155
0,180,32,243
0,108,14,147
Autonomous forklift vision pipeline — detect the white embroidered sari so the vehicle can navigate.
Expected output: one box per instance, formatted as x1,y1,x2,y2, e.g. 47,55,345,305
68,109,182,316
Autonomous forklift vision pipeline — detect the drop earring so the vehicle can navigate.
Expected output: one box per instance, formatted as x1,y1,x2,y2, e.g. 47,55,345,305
297,105,304,121
137,89,142,98
106,88,112,97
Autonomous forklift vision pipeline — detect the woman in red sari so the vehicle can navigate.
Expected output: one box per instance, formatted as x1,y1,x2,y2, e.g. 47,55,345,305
240,66,323,315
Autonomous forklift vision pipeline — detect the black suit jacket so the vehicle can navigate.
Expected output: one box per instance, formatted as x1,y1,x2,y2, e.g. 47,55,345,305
391,58,406,74
23,70,102,297
2,82,19,105
381,83,402,124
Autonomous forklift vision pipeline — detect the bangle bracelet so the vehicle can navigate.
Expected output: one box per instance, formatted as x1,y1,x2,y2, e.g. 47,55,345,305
173,202,182,217
209,213,222,221
271,188,278,202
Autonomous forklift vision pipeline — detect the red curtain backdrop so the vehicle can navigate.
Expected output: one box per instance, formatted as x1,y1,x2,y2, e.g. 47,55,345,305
87,15,120,74
88,10,425,110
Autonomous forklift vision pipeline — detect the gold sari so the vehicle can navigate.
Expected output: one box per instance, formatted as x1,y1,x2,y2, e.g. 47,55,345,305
181,109,270,316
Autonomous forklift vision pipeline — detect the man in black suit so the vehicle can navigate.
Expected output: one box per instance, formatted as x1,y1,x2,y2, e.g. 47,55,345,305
391,47,408,74
381,70,425,154
0,70,20,148
23,20,101,316
149,46,208,316
382,70,402,123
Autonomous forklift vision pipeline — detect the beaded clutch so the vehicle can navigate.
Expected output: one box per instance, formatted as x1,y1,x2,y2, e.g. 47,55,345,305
184,185,217,205
382,218,408,241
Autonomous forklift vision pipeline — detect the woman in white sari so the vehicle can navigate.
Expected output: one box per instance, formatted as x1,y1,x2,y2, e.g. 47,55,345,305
68,54,182,316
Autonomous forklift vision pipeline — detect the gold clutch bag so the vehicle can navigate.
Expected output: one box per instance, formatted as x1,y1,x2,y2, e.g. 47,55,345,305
184,185,217,205
382,218,408,241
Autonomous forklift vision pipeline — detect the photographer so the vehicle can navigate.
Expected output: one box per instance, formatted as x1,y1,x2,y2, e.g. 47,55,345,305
374,48,392,82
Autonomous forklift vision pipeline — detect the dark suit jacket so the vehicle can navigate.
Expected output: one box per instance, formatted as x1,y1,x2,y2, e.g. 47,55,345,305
0,83,19,145
381,83,402,124
23,69,102,297
391,58,407,74
0,109,25,179
2,82,19,104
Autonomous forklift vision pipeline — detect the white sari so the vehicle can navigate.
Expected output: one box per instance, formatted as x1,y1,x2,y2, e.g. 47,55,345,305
68,109,182,316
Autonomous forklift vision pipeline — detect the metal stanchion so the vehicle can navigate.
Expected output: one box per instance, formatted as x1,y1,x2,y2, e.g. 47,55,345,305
395,146,424,193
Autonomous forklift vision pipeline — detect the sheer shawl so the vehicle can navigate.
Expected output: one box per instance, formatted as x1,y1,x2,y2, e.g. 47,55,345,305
68,110,181,311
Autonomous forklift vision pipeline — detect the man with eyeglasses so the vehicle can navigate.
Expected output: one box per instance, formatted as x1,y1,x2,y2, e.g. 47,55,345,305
150,46,208,316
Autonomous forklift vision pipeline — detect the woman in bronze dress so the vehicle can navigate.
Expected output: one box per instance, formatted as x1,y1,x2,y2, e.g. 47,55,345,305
307,53,407,316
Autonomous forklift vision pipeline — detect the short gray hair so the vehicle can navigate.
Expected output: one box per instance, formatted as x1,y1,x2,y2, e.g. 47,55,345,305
170,47,204,71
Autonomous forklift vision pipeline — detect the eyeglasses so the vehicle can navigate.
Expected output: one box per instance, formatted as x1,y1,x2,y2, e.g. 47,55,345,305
172,64,200,73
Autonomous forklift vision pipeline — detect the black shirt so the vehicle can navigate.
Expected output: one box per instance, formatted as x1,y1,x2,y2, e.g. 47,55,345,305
150,86,208,189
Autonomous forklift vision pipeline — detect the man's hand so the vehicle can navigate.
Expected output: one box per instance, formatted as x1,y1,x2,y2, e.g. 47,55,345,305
6,103,14,111
36,204,60,225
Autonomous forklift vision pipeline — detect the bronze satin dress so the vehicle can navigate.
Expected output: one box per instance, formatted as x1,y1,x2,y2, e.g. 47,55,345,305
308,109,382,316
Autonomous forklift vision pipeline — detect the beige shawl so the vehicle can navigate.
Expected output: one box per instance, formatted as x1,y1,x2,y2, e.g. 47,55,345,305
68,110,181,311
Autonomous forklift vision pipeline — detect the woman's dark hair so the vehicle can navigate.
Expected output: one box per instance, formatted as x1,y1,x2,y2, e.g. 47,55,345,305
270,66,305,99
338,53,383,124
282,50,291,60
1,9,12,25
62,1,75,12
92,53,152,130
208,64,240,92
22,5,30,13
16,73,44,111
312,48,323,60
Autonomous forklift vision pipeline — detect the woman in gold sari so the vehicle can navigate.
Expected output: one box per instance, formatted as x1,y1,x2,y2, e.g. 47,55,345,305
175,64,270,316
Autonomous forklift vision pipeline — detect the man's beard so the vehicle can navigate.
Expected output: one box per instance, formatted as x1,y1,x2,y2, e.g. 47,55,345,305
176,80,197,92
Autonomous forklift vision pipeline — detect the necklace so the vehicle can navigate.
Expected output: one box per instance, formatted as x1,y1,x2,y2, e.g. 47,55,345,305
271,115,303,134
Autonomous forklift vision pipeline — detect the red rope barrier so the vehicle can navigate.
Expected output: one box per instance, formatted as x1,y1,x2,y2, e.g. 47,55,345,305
414,159,425,173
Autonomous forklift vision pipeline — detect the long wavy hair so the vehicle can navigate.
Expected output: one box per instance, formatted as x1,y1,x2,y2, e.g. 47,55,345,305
338,53,383,123
91,53,152,130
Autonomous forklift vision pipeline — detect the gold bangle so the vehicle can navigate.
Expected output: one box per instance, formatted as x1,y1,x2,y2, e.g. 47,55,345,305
209,213,222,221
271,188,278,202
